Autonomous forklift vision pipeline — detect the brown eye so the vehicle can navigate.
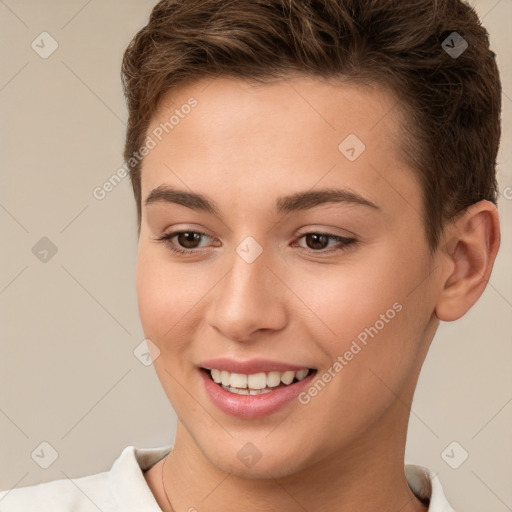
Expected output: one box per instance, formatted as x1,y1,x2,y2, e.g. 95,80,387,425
304,233,330,250
296,232,357,254
176,231,203,249
155,230,215,256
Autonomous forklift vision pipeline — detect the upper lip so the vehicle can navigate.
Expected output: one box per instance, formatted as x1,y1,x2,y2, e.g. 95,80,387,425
199,358,314,374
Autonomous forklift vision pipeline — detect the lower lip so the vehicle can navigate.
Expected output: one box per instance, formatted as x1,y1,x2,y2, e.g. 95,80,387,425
200,369,316,419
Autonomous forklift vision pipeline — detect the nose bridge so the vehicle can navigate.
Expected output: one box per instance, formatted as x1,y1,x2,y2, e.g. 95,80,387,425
207,236,286,340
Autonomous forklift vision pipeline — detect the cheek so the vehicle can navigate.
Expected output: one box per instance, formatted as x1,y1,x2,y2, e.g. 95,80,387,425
289,261,432,444
135,244,197,349
290,245,433,379
290,252,414,344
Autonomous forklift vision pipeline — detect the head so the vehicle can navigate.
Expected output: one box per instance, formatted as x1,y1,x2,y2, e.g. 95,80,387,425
121,0,501,478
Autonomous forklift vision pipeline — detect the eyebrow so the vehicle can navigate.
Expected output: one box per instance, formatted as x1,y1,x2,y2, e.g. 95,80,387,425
144,185,380,216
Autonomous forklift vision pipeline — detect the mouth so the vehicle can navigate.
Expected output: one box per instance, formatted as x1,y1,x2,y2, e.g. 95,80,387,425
200,367,317,395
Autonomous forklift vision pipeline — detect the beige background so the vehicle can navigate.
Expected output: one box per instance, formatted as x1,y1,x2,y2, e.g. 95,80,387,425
0,1,510,510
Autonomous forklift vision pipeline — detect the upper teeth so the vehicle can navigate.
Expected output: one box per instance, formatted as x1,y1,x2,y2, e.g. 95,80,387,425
209,369,310,389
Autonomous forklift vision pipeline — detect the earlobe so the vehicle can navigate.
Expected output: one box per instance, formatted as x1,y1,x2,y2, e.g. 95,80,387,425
435,201,500,322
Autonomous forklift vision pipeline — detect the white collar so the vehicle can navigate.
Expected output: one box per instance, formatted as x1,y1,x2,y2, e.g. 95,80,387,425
405,463,456,511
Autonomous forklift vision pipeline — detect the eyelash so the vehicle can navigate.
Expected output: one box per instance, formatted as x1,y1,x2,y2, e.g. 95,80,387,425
154,230,357,257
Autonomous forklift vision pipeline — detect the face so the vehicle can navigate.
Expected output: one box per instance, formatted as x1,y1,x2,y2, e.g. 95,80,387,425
136,75,443,478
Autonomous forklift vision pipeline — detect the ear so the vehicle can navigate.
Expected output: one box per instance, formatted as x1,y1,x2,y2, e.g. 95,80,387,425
435,200,500,322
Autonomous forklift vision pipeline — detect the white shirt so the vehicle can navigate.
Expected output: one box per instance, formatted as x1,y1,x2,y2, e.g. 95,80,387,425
0,445,455,511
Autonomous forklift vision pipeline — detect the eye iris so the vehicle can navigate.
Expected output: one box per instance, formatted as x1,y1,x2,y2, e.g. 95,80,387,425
306,233,328,250
178,232,201,249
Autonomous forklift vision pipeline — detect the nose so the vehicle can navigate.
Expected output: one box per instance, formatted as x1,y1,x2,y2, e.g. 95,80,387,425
205,244,288,343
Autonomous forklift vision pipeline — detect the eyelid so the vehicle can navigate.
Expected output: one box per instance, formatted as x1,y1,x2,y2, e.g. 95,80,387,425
296,225,357,238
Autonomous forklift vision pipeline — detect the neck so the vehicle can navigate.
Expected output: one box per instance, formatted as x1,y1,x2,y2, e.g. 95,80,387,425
156,397,428,512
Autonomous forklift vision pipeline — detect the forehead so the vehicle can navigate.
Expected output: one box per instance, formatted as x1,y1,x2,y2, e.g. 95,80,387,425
147,75,402,150
140,75,420,222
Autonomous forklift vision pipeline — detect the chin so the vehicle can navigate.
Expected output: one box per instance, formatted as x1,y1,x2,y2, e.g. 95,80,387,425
188,429,323,481
205,447,306,480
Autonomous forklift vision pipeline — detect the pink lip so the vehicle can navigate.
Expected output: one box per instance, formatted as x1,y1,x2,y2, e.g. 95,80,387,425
199,368,316,419
198,357,313,374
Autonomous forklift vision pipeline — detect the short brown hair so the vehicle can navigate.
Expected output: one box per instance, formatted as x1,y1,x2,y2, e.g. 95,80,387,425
121,0,501,250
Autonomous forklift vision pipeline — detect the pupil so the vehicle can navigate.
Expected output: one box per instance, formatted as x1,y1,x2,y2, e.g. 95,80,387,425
179,232,200,248
307,233,328,250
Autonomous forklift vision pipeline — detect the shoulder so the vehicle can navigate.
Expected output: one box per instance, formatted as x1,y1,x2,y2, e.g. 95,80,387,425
0,469,114,511
0,445,171,512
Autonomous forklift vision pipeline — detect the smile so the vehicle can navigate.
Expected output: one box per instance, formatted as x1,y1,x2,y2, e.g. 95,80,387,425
199,361,318,418
205,368,312,395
